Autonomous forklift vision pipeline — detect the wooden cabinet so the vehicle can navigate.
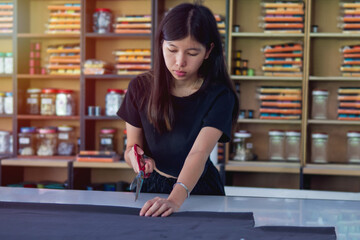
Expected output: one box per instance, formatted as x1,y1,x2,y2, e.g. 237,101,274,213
2,0,358,193
0,0,228,189
226,0,360,192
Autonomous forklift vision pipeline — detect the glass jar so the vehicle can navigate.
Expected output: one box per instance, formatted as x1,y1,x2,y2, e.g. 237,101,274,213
268,130,285,161
36,127,57,156
57,126,76,156
311,133,328,163
99,128,116,152
26,88,41,115
233,131,253,161
18,127,37,156
40,88,57,115
0,91,4,114
285,130,301,161
0,130,10,154
4,52,13,74
312,90,329,119
105,89,124,116
4,92,13,114
56,89,75,116
93,8,112,34
347,131,360,163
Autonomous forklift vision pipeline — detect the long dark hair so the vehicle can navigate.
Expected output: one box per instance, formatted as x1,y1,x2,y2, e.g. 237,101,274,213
148,3,239,132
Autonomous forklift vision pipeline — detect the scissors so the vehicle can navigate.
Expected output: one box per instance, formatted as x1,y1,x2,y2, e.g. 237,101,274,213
129,144,150,201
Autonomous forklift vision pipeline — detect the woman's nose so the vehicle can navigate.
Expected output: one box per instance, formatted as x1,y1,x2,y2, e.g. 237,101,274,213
176,53,186,67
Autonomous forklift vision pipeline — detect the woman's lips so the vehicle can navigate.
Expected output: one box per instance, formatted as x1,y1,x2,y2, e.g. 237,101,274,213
174,70,186,77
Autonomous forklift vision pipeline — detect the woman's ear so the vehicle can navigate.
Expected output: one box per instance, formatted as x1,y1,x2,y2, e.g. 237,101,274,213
204,43,214,59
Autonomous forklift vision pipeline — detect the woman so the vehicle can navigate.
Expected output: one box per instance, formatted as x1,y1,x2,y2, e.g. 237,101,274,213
117,3,239,217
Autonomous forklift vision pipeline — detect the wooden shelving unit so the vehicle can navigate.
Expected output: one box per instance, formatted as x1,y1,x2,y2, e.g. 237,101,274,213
226,0,360,192
0,0,228,190
1,0,358,192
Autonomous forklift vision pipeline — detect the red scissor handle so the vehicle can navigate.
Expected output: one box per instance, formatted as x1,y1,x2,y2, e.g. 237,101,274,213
134,144,150,178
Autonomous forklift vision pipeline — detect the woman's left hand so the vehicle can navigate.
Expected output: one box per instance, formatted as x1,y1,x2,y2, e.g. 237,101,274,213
139,197,180,217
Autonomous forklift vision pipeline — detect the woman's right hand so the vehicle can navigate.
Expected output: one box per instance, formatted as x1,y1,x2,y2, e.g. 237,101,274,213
128,145,155,176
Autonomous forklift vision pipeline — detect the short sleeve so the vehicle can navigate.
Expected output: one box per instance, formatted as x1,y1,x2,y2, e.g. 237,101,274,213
202,89,235,142
117,78,142,128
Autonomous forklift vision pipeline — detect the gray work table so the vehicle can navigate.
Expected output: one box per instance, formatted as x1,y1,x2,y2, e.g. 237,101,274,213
0,186,359,239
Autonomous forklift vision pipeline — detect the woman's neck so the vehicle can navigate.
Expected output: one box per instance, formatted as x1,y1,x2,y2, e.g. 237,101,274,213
171,78,203,97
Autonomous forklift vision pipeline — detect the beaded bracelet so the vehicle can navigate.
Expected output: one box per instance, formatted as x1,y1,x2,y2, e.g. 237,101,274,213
173,182,190,198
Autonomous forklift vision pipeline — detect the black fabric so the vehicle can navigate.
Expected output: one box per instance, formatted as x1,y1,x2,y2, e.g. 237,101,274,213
142,160,225,196
117,74,235,177
0,201,336,240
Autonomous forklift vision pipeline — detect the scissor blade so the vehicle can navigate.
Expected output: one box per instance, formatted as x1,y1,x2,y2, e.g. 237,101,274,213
129,176,138,191
134,178,143,201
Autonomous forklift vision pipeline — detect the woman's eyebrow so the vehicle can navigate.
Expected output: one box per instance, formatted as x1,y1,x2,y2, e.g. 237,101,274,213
166,42,201,51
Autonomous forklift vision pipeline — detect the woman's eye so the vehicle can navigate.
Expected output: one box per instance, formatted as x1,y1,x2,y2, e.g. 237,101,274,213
168,49,176,53
188,52,198,56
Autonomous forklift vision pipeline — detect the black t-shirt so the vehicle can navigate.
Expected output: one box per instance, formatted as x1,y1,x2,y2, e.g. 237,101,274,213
117,74,235,177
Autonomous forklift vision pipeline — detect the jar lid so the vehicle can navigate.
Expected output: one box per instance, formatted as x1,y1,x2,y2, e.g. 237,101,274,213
5,92,12,97
269,130,285,136
27,88,41,93
100,128,116,134
38,128,57,134
312,90,329,95
285,130,301,137
42,88,58,94
312,133,328,139
234,131,251,138
0,52,4,57
58,126,73,132
20,127,36,133
95,8,111,12
0,92,5,96
107,89,124,94
57,89,74,94
347,131,360,138
5,52,13,57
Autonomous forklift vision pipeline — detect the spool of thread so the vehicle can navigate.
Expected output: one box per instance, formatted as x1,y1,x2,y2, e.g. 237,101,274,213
94,106,101,116
311,25,318,33
88,106,95,116
248,68,255,76
233,25,240,32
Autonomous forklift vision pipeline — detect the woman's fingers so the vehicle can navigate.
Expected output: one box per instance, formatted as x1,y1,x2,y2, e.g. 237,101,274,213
144,159,154,174
139,197,177,217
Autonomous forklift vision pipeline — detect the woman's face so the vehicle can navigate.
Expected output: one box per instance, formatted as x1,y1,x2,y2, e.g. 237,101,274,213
162,36,213,83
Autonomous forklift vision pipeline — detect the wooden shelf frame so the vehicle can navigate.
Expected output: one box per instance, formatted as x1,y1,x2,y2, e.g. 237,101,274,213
1,0,358,192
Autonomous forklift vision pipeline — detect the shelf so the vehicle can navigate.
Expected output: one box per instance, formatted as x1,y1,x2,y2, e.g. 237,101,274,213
226,160,300,174
238,119,302,125
17,33,80,39
17,115,80,120
73,161,131,169
0,33,12,38
310,33,360,38
84,74,137,80
85,33,151,38
17,74,80,79
309,76,360,81
1,157,73,167
231,32,304,38
231,75,302,81
303,164,360,177
0,154,12,160
308,120,360,126
84,116,119,120
0,114,13,118
0,74,12,78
